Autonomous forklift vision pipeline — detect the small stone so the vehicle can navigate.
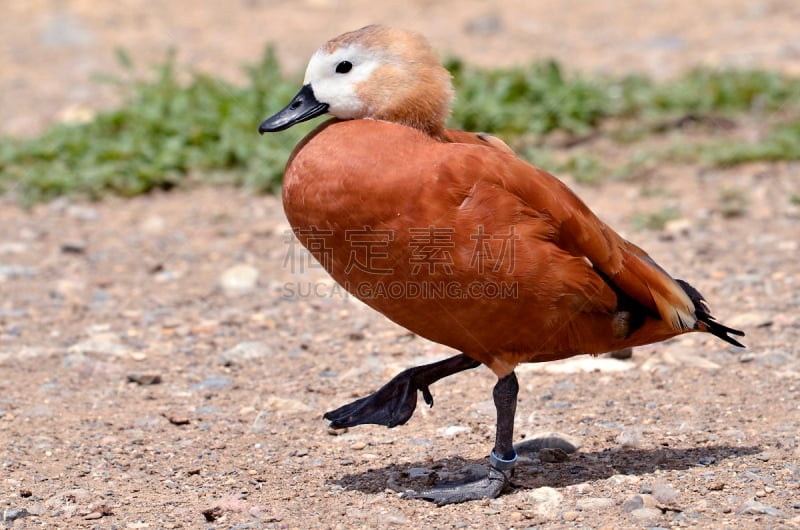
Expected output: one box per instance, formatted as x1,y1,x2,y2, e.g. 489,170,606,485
708,482,725,491
652,478,679,505
83,511,103,520
629,507,661,520
350,441,367,450
562,510,579,521
515,432,582,455
577,497,615,511
527,486,563,516
616,427,643,449
162,413,191,426
0,242,28,255
736,500,785,517
219,264,259,294
663,218,692,237
0,264,37,279
379,513,407,526
622,495,644,513
60,241,87,254
140,215,166,234
191,375,232,391
1,508,30,522
327,426,348,436
202,506,222,522
68,332,129,357
65,205,99,221
126,373,162,385
220,341,272,365
440,425,469,437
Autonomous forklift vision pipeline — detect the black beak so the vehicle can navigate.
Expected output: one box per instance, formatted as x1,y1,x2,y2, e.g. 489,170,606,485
258,84,329,134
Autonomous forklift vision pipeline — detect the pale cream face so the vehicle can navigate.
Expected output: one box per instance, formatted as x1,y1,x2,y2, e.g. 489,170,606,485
303,44,385,120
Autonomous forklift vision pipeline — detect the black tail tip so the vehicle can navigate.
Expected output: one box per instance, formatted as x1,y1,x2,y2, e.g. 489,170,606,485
704,319,746,348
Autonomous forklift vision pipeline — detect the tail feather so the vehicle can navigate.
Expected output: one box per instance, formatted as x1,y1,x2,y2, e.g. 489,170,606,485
675,279,746,348
617,251,696,332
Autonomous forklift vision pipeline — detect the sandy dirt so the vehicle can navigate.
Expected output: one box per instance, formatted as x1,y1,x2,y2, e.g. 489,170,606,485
2,2,800,528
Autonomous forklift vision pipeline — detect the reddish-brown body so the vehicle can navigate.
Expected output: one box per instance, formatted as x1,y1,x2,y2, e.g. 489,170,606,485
263,24,743,504
283,118,692,377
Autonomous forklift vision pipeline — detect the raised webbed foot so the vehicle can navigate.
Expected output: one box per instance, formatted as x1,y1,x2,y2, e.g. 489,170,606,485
324,354,480,429
324,366,433,428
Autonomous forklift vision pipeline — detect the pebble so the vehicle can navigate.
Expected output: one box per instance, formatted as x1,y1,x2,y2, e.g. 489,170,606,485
60,240,87,254
622,495,644,513
562,510,580,521
0,242,28,254
660,346,721,370
577,497,615,511
65,204,99,221
68,332,129,357
616,427,643,449
629,507,662,520
2,508,30,522
46,488,92,508
220,341,273,365
652,478,679,505
527,487,563,516
126,373,162,385
514,432,582,455
736,500,785,517
662,218,692,238
379,514,407,526
140,215,166,234
191,375,232,391
439,425,469,437
219,264,259,293
0,264,37,279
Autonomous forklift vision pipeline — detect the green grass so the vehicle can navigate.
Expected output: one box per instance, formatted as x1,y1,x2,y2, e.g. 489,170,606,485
0,48,313,204
1,48,799,204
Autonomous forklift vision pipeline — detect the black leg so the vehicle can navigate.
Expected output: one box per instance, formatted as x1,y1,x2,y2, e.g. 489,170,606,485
324,353,480,429
406,372,519,505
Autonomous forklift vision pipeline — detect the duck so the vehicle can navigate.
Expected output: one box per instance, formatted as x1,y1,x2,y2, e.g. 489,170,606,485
258,24,745,505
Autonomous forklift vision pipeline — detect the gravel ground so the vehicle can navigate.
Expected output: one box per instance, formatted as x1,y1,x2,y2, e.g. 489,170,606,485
2,2,800,529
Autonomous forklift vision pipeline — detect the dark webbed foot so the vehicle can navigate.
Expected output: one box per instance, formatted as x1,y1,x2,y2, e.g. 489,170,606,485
324,354,480,429
324,367,432,428
404,451,517,505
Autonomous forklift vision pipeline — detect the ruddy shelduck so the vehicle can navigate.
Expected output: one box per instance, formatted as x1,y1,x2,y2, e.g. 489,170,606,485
259,25,744,505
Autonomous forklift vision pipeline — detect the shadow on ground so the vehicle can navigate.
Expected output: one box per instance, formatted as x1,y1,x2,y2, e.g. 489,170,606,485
331,445,762,495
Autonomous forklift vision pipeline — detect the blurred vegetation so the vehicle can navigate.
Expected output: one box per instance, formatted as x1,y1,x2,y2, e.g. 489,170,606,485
1,48,799,205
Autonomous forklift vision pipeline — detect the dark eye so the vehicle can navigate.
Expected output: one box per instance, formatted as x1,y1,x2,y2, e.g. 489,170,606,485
335,61,353,74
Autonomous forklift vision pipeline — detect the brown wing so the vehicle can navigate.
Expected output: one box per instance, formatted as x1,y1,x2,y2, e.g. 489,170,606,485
438,142,697,333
